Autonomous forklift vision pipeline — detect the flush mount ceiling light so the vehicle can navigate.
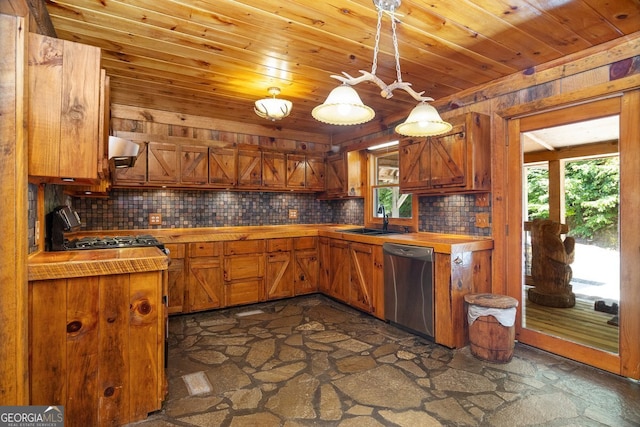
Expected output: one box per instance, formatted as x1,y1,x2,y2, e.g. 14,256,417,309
312,0,451,137
254,87,293,121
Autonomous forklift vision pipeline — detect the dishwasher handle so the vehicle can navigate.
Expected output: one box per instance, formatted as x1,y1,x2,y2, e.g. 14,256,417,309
383,243,433,261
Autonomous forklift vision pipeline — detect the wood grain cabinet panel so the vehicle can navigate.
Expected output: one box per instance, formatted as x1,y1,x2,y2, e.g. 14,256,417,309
318,237,331,294
209,146,237,186
349,242,374,313
322,151,365,198
294,249,318,295
224,240,265,306
237,149,262,188
186,242,224,312
29,271,165,426
180,144,208,184
265,252,294,300
328,239,350,302
286,154,306,189
112,142,147,185
28,33,102,180
263,151,286,188
165,243,186,314
305,155,326,191
399,112,490,194
148,142,179,183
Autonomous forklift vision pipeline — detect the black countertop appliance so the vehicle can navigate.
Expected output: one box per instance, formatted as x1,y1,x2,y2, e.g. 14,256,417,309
46,205,82,251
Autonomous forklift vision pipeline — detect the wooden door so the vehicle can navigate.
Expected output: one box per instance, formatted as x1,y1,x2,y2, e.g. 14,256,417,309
318,237,331,294
237,149,261,188
294,249,319,295
305,155,326,191
286,154,306,189
325,153,346,195
329,239,349,302
263,151,286,188
349,242,374,313
399,137,430,190
265,252,294,300
429,123,466,188
165,243,185,314
180,144,208,184
148,142,178,183
209,146,236,186
112,142,147,185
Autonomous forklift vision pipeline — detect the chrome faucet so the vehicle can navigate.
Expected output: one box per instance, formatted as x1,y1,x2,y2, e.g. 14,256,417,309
377,205,389,231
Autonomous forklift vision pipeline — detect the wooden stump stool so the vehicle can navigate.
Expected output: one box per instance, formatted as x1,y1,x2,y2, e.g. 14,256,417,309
464,293,518,363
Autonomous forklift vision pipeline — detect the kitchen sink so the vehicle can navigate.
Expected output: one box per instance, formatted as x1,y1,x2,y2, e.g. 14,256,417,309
341,228,398,236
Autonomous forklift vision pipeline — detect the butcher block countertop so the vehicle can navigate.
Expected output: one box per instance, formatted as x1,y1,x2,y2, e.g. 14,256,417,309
70,224,493,254
28,247,169,281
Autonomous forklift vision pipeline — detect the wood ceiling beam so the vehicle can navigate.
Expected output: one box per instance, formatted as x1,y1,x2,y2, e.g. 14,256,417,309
26,0,55,36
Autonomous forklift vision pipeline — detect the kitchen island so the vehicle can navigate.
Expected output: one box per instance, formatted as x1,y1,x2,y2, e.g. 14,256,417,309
28,247,168,426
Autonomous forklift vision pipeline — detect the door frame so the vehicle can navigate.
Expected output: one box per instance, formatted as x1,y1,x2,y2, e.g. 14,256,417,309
500,90,640,379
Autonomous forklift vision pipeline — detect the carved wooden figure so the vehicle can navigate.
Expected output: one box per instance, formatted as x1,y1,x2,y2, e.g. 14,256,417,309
528,219,576,308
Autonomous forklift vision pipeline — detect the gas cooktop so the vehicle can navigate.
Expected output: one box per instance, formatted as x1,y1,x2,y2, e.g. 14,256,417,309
64,234,166,252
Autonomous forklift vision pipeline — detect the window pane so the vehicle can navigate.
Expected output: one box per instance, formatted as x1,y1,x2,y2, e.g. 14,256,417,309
374,187,412,219
376,152,399,185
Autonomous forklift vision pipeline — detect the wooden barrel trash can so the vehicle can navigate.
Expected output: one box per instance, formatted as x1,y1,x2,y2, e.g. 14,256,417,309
464,293,518,363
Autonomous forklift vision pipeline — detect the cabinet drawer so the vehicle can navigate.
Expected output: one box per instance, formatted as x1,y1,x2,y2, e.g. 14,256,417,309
224,239,265,255
164,243,185,259
189,242,221,257
225,279,262,307
267,238,293,253
224,254,265,281
294,237,317,250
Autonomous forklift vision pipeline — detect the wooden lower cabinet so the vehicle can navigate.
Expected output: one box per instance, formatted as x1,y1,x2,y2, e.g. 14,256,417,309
328,239,350,303
165,243,186,314
29,271,165,426
224,240,265,306
318,237,331,294
265,251,293,300
293,237,319,295
349,242,374,312
186,242,224,312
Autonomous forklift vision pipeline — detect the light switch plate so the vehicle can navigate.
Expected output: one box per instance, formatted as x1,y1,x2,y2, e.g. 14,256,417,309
149,213,162,225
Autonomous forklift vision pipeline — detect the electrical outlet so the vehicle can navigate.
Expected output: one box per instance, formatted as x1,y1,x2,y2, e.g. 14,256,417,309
475,213,490,228
149,213,162,225
475,193,490,207
288,209,298,219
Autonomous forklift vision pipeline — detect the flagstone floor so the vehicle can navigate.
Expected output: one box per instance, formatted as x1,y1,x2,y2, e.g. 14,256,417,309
128,295,640,427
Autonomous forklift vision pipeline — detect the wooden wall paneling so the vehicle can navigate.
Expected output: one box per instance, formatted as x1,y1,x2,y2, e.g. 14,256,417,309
0,12,28,405
619,89,640,379
66,276,100,426
128,271,161,419
98,273,130,425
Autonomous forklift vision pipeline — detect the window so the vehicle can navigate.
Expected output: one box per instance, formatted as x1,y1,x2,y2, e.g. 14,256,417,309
367,147,416,229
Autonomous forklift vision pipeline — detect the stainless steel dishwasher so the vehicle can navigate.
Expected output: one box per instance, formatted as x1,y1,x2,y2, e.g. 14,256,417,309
383,242,435,339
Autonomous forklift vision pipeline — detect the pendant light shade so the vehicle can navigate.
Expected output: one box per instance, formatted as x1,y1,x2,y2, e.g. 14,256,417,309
254,87,292,121
395,102,453,137
311,84,375,125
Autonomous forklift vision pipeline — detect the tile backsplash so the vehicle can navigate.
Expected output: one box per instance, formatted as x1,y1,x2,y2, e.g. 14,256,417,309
69,188,490,237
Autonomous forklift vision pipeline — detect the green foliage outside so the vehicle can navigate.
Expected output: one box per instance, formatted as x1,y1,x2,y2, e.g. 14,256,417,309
527,157,619,248
377,187,412,218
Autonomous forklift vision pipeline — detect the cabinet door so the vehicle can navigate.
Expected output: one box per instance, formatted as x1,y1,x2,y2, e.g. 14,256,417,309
318,237,331,294
325,153,346,195
265,252,294,300
349,242,374,313
399,138,430,190
180,144,208,184
306,155,326,191
263,152,286,188
286,154,306,189
430,123,466,188
148,142,179,183
112,142,147,185
329,239,350,302
371,245,385,319
295,249,319,295
28,34,101,179
209,146,236,186
187,257,224,312
165,243,186,314
237,149,262,187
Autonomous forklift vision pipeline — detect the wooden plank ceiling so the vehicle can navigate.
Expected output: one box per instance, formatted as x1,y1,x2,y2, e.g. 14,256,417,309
43,0,640,138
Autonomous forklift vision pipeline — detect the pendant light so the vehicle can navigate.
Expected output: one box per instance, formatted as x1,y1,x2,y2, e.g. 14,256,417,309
254,87,292,121
312,0,451,137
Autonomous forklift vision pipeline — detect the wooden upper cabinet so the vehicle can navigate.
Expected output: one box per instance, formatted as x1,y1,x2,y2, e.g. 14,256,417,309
399,112,490,194
209,146,236,187
148,142,179,183
305,155,326,191
180,144,208,184
28,33,102,180
263,151,286,188
323,151,364,198
237,149,262,188
286,154,306,189
112,142,147,185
